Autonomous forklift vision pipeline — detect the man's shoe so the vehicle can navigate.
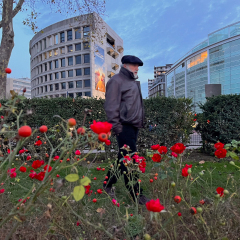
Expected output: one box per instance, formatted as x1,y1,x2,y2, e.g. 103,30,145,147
103,186,116,199
138,195,150,205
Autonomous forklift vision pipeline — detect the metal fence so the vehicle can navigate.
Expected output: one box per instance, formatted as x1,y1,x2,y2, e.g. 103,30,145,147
186,131,202,147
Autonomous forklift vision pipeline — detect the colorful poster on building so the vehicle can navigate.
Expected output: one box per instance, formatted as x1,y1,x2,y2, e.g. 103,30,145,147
94,44,106,92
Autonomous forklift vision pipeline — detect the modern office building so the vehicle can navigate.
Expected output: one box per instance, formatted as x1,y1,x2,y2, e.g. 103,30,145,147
29,13,123,99
148,64,172,97
165,21,240,112
6,77,31,99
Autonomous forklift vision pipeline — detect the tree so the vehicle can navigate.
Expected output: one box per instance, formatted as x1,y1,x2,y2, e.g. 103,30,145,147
0,0,105,99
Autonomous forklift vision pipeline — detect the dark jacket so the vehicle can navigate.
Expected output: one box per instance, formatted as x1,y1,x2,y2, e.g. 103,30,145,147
104,67,145,134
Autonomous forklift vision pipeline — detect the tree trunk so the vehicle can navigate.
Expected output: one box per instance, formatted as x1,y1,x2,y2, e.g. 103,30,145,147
0,0,14,100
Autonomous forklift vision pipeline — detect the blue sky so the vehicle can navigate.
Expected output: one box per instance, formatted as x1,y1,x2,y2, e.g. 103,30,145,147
6,0,240,98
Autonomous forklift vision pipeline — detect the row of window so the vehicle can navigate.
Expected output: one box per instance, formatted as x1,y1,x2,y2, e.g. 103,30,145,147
32,67,91,86
37,92,92,98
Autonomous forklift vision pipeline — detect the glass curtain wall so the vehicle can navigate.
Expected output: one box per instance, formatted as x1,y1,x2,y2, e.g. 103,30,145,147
166,71,174,97
175,64,185,98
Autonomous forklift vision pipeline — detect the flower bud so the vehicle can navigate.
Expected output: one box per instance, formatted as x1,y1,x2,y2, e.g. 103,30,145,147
229,161,235,165
199,171,204,176
187,168,192,174
223,189,229,195
171,181,176,187
123,171,126,174
197,207,203,213
143,234,151,240
215,194,220,199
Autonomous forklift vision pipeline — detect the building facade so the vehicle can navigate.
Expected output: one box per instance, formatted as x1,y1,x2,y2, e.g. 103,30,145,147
29,13,123,99
165,21,240,112
148,64,172,98
6,78,31,99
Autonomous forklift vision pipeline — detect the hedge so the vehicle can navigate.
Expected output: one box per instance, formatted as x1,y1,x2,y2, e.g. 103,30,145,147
195,94,240,152
0,96,194,151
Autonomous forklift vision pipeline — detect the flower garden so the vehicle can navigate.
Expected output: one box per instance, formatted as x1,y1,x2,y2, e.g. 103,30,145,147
1,92,240,240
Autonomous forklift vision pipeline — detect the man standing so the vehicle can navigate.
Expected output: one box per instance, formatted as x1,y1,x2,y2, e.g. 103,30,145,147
103,55,149,205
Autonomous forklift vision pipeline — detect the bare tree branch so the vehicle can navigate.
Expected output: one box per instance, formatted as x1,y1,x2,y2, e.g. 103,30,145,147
0,0,25,29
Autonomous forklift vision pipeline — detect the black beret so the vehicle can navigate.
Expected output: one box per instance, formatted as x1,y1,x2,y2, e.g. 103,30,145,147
121,55,143,66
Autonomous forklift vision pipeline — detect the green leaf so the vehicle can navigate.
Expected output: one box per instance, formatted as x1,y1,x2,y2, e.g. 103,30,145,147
73,185,85,201
80,176,91,186
229,151,239,160
65,174,79,182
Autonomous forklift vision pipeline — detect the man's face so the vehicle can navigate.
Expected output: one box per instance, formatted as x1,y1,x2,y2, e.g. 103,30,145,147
124,64,139,78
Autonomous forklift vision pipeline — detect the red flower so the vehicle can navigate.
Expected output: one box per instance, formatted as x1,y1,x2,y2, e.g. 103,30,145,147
216,187,224,197
190,207,197,215
199,200,205,205
193,119,197,121
35,140,42,146
35,171,45,181
112,199,120,207
146,199,164,212
76,221,80,226
93,177,97,180
139,167,146,173
92,198,97,203
75,150,81,155
85,185,92,195
139,161,146,169
170,143,186,154
97,189,103,194
26,156,31,161
158,146,168,154
7,168,17,178
181,164,192,177
96,167,101,171
105,140,111,146
151,144,160,150
7,149,10,154
171,152,178,158
214,142,224,149
152,153,161,162
54,156,59,161
32,160,42,169
150,179,153,183
0,189,5,194
174,196,182,204
123,156,132,163
178,212,182,216
90,120,112,134
40,160,45,165
1,116,4,119
19,149,25,154
39,125,48,133
56,174,60,178
19,166,27,172
215,148,227,159
44,164,52,172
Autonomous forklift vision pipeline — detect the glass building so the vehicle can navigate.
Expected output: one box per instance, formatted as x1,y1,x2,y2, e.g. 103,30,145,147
166,21,240,112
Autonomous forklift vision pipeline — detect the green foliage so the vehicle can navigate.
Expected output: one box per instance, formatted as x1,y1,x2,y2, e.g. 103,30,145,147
196,94,240,152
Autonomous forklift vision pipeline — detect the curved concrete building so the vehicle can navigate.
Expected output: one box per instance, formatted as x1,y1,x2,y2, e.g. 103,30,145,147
29,13,124,99
161,21,240,112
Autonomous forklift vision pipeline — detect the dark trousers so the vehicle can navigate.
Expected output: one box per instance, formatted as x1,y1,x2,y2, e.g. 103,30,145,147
104,124,142,199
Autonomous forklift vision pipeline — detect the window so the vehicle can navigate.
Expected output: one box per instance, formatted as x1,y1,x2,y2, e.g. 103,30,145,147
55,83,59,90
61,94,66,97
85,91,91,97
45,85,48,92
55,94,59,98
68,81,74,88
76,69,82,76
84,79,90,87
55,72,59,79
75,55,81,64
49,74,52,80
54,49,58,56
55,60,58,68
43,39,46,49
39,65,42,73
48,36,53,46
67,45,73,52
41,86,43,93
45,75,47,82
75,43,81,51
50,84,53,91
84,68,90,75
75,28,81,39
61,71,66,78
83,42,90,49
40,76,43,83
61,82,66,89
54,34,58,44
45,63,47,71
76,80,82,88
68,70,73,77
60,32,65,42
68,93,74,98
44,52,47,60
83,26,90,38
68,57,73,66
61,58,65,67
67,30,72,41
60,47,65,54
107,34,115,47
49,61,52,70
76,92,82,97
84,54,90,63
49,50,52,57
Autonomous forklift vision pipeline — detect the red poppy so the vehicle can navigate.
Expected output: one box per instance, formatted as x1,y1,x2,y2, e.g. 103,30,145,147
92,198,97,203
139,167,146,173
44,164,52,172
171,143,186,154
171,152,178,158
215,148,227,159
19,149,25,154
199,200,205,205
32,160,42,169
29,170,37,179
178,212,182,216
97,189,103,194
34,140,42,146
75,150,81,155
0,189,5,194
139,161,146,169
96,167,101,171
190,207,197,215
19,166,27,172
216,187,224,197
214,142,224,149
105,140,111,146
174,196,182,204
158,146,168,154
152,153,161,162
7,149,10,154
35,172,45,181
181,164,192,177
54,156,59,160
90,120,112,134
151,144,160,150
85,185,91,195
26,156,31,161
7,168,17,178
146,199,164,212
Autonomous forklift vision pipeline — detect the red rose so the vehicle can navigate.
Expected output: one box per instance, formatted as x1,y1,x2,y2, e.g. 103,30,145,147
139,161,146,168
170,143,186,154
158,146,168,154
35,171,45,181
151,144,160,150
146,199,164,212
19,166,27,172
44,164,52,172
216,187,224,197
215,148,227,159
32,160,42,169
90,120,112,134
152,153,161,162
214,142,224,149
